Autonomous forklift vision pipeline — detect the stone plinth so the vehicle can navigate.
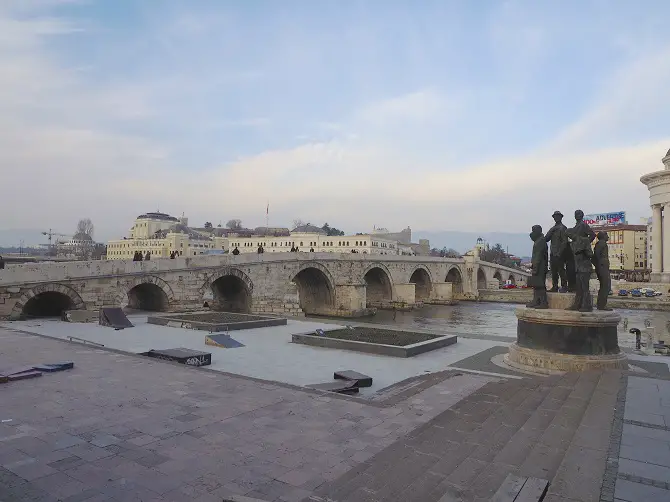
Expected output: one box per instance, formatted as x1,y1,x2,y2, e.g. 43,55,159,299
505,306,627,373
545,292,590,310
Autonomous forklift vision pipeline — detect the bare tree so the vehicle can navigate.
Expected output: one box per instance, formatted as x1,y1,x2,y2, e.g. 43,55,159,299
292,218,305,230
76,218,94,238
226,219,242,230
73,218,95,260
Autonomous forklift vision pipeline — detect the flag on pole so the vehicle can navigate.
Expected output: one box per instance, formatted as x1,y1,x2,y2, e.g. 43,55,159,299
266,203,269,215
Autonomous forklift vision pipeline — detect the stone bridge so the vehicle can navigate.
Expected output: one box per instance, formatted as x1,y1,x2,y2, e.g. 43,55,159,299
0,253,528,320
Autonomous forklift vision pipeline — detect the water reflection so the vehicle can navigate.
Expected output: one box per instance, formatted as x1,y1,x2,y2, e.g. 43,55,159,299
358,302,670,349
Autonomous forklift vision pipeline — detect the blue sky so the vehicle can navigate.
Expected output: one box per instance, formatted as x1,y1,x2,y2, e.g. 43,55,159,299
1,0,670,242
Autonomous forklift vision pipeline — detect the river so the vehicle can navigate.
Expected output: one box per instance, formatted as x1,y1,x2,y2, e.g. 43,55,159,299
359,302,670,349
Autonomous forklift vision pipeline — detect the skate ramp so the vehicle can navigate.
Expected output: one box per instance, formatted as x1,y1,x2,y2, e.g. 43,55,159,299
205,334,245,349
99,308,134,329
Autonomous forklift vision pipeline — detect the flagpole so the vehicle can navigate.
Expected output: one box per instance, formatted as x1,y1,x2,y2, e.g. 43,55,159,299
266,201,269,229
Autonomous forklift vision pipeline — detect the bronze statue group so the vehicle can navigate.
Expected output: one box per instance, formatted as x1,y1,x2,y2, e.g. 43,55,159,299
528,209,611,312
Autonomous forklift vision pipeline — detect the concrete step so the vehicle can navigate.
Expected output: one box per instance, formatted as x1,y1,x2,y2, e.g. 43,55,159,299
306,371,614,502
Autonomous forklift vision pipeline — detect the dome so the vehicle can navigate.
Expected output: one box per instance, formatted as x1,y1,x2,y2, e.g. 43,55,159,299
72,232,93,241
136,212,179,222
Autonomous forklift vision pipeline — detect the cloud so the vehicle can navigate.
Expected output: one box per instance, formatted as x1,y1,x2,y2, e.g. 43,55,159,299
0,1,668,244
549,43,670,151
355,89,451,125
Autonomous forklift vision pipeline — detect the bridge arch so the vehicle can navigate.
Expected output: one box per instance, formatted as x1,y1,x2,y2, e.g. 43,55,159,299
409,265,433,301
445,266,463,295
11,283,86,319
292,262,335,315
477,268,487,290
508,273,516,285
203,267,253,313
362,263,394,307
493,270,503,285
117,276,175,312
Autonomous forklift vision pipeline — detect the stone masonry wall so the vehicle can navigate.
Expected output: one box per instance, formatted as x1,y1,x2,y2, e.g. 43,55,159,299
0,253,529,319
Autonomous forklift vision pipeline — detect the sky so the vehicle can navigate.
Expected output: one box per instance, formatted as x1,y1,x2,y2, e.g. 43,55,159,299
1,0,670,243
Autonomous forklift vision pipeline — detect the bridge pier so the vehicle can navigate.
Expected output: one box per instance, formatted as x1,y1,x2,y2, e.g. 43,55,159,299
426,282,456,305
393,283,416,307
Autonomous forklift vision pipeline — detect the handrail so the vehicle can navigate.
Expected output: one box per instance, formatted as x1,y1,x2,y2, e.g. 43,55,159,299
67,336,104,347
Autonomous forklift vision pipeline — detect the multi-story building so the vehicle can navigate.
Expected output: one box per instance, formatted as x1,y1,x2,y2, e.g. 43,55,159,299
106,212,227,260
591,224,648,272
228,224,401,255
107,217,417,259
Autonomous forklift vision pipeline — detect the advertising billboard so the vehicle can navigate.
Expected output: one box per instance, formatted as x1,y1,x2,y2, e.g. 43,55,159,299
583,211,626,227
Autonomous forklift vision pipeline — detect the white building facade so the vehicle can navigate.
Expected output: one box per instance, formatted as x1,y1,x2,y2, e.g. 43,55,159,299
107,213,227,260
640,148,670,281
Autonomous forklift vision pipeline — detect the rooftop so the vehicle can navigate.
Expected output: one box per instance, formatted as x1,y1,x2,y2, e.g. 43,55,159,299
291,224,327,235
136,212,179,222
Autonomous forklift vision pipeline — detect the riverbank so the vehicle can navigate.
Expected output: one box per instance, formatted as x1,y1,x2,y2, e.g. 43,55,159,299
472,289,670,311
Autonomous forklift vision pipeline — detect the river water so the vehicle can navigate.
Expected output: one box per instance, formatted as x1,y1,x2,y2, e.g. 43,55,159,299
360,302,670,349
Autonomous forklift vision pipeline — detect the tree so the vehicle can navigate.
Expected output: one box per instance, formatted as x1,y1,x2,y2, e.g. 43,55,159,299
322,223,345,236
430,247,461,258
204,222,213,230
76,218,94,238
292,218,305,230
480,243,517,268
226,219,242,230
73,218,95,260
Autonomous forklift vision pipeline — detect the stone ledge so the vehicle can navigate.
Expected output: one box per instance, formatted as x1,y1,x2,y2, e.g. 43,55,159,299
148,312,287,331
516,306,621,327
506,343,628,373
292,333,457,357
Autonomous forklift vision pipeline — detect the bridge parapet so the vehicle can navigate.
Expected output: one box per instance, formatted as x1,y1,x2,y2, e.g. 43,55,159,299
0,253,470,286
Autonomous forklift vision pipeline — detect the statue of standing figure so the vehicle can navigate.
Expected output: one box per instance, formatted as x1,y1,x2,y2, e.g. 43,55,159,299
526,225,549,309
545,211,576,292
565,210,596,312
566,229,593,312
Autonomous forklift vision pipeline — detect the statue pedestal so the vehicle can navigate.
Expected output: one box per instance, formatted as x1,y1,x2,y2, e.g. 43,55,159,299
505,300,627,373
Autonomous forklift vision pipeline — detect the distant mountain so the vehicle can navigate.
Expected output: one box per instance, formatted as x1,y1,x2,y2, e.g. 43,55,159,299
414,230,531,257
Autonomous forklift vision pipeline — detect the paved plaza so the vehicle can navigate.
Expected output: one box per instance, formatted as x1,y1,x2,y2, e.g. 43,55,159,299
1,316,503,394
1,327,670,501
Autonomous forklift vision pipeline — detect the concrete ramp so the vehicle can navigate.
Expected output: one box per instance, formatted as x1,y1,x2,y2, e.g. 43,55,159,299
205,334,245,349
99,308,134,329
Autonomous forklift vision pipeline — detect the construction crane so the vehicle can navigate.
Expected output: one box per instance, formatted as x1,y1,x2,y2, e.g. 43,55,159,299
42,229,70,255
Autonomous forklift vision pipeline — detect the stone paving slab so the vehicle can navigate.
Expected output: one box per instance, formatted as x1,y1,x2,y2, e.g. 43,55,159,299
0,329,494,501
1,327,648,502
307,370,620,502
614,376,670,501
